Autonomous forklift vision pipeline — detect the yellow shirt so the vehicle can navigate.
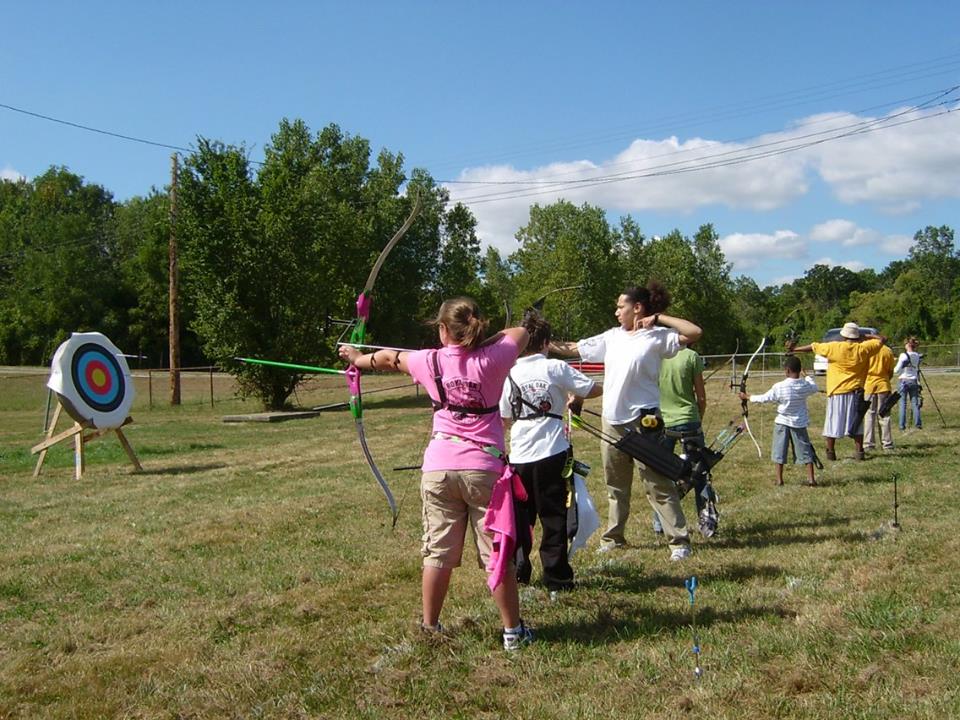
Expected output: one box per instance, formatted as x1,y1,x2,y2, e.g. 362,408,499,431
864,345,895,395
810,338,882,396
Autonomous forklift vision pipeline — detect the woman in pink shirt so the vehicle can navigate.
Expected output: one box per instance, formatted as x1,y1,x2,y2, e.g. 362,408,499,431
339,297,532,651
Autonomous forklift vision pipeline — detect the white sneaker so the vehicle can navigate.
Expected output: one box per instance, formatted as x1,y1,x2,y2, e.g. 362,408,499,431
670,546,691,561
595,542,627,554
503,621,534,651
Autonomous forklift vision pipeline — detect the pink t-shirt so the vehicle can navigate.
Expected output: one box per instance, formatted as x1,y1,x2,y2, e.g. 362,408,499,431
407,335,520,472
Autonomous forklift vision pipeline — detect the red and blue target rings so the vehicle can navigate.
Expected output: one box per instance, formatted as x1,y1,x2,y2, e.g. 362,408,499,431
70,343,126,412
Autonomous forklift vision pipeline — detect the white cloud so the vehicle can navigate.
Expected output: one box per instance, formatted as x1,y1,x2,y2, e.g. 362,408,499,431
809,219,914,254
812,257,868,272
808,218,880,246
880,234,913,255
718,230,806,272
1,165,25,182
806,106,960,210
445,102,960,253
447,134,810,253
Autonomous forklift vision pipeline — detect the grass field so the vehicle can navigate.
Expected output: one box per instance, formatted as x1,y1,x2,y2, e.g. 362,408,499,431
1,365,959,719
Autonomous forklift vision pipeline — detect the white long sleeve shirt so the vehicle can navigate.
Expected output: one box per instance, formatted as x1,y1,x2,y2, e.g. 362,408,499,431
749,375,819,428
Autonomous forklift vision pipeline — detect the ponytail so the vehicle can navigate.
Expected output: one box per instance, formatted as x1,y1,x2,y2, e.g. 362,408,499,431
432,297,489,350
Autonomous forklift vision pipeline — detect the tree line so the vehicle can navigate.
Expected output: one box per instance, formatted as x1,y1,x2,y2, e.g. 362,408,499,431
1,119,957,408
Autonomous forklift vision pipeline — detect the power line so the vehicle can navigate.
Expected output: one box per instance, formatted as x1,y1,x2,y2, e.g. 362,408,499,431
0,102,268,167
3,51,960,181
0,102,193,154
446,90,959,206
439,87,959,187
422,51,960,173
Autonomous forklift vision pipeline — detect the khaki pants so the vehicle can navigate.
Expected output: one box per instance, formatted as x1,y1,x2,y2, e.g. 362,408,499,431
600,417,689,549
863,392,894,449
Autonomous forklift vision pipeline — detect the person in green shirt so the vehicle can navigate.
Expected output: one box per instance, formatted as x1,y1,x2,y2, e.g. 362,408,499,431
653,345,715,537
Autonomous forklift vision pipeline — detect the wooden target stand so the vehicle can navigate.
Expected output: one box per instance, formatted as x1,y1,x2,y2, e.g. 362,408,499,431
31,397,142,480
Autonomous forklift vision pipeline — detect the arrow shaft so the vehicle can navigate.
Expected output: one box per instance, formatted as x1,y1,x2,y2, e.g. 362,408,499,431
236,357,345,375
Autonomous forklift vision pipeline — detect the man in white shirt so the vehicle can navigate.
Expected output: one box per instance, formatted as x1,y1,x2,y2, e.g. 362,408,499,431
550,284,702,560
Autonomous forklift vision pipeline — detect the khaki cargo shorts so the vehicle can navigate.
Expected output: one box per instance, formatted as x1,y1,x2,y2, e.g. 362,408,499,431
421,469,499,569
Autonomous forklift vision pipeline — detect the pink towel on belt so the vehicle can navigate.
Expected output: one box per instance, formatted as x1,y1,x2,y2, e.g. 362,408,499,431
483,464,529,591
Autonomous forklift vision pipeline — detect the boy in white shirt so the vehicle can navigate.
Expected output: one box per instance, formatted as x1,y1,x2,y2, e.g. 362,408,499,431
500,311,601,591
739,355,820,487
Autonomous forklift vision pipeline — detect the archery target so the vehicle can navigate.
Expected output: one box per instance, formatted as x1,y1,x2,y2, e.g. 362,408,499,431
48,332,134,429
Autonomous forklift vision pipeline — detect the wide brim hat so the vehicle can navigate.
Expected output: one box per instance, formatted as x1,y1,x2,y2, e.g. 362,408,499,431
840,322,861,339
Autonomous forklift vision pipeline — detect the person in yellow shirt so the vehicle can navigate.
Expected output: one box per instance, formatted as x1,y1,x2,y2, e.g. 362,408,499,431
863,343,895,451
788,322,886,461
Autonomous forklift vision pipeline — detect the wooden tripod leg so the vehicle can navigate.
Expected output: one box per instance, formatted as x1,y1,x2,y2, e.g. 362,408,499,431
74,423,85,480
33,402,64,478
115,427,142,472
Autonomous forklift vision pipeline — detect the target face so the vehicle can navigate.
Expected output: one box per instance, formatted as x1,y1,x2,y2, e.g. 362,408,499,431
71,343,126,412
48,332,134,429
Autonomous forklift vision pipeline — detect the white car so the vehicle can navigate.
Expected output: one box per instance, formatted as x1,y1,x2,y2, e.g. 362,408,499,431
813,327,878,375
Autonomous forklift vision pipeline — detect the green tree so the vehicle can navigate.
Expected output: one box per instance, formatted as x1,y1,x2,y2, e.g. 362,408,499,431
434,202,481,300
641,226,738,354
178,121,441,409
112,191,191,368
479,246,514,329
511,200,623,339
0,168,120,364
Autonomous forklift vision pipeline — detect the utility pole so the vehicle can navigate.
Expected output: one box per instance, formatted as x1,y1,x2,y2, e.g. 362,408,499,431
168,153,181,405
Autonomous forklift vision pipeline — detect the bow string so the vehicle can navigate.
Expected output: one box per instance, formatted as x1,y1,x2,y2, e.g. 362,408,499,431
738,337,766,458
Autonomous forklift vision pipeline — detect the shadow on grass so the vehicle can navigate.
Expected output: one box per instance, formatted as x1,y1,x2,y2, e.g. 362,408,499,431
847,472,907,485
140,443,226,457
579,561,783,595
707,516,863,549
536,561,798,645
139,463,228,475
538,600,795,645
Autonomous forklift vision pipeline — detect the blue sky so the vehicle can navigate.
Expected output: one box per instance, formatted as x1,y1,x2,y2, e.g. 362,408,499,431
3,2,959,287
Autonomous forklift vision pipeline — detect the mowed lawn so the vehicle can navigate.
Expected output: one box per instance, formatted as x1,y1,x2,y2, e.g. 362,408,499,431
1,366,959,719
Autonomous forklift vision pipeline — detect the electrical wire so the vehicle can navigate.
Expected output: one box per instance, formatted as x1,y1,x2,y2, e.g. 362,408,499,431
446,91,959,206
439,87,960,186
423,51,960,173
3,51,960,182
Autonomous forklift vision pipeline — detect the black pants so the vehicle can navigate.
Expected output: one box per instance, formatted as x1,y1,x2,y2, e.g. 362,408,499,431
512,450,574,591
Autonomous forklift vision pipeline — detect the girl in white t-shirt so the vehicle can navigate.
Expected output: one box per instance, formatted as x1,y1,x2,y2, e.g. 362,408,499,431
550,282,702,559
499,311,601,591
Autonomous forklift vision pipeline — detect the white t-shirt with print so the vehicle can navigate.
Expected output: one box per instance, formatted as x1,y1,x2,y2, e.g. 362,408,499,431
498,354,596,464
577,326,680,424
